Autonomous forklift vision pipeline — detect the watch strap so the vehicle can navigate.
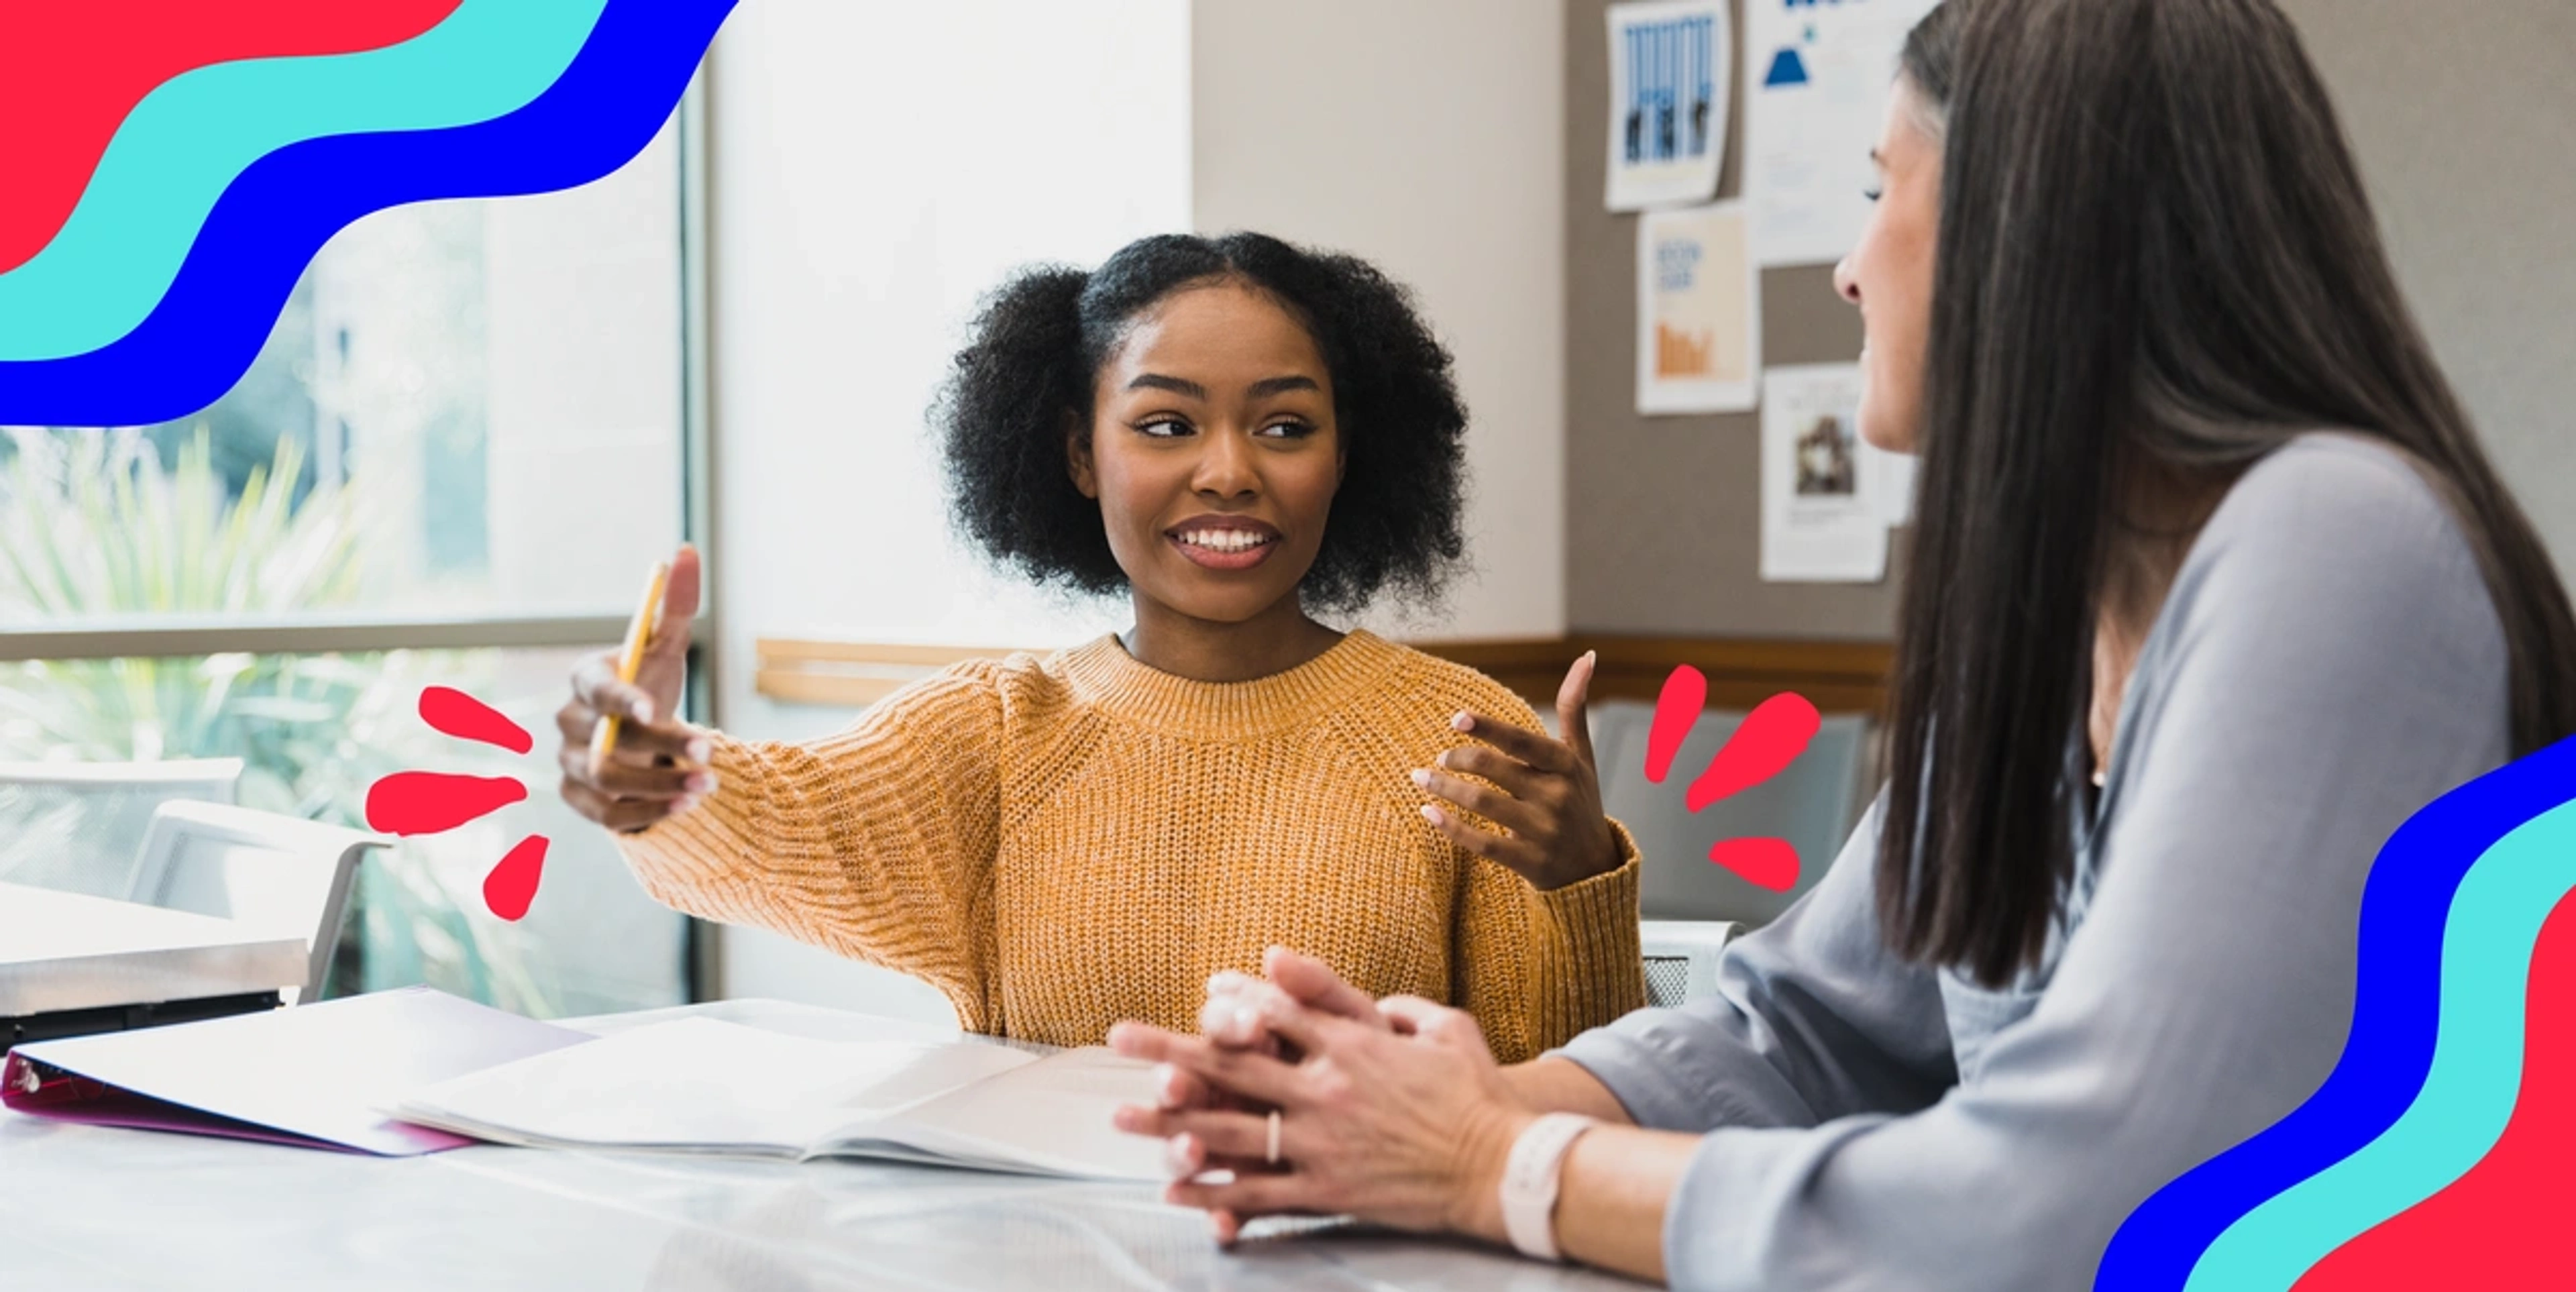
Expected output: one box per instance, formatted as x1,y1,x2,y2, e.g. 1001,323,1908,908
1500,1112,1597,1262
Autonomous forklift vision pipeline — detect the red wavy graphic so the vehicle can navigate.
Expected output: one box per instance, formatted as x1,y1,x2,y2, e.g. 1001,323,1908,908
0,0,460,275
2294,891,2576,1289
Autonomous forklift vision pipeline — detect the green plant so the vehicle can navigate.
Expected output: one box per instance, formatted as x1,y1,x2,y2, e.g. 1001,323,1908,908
0,427,362,794
0,425,557,1014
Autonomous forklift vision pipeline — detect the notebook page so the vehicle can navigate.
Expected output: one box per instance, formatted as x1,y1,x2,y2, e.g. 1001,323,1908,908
824,1046,1165,1181
392,1016,1036,1154
7,985,587,1156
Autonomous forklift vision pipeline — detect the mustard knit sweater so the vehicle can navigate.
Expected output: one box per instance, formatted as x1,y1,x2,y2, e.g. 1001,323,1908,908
616,629,1645,1061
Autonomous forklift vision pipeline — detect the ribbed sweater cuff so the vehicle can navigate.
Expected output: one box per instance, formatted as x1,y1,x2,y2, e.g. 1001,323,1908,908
614,733,767,906
1528,820,1646,1044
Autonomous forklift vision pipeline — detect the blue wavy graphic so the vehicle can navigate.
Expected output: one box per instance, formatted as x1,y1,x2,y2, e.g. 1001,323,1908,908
2096,733,2576,1289
2187,800,2576,1287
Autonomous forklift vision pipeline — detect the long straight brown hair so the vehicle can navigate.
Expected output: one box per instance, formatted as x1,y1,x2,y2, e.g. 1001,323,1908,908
1878,0,2576,988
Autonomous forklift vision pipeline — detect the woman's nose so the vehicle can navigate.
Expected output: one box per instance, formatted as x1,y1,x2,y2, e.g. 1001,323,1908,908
1193,427,1259,497
1833,254,1862,306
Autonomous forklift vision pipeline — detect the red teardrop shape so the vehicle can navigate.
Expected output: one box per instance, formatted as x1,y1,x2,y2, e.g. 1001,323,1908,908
1686,692,1823,813
482,835,550,922
364,771,527,835
1646,665,1709,784
1709,837,1800,893
420,686,533,755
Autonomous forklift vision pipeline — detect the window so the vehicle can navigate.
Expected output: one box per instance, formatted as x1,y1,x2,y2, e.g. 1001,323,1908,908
0,93,707,1019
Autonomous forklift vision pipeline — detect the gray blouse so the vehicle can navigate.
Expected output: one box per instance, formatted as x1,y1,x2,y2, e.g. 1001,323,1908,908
1558,435,2513,1290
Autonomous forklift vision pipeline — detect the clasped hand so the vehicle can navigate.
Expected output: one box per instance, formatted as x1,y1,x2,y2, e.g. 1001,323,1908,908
1108,947,1533,1246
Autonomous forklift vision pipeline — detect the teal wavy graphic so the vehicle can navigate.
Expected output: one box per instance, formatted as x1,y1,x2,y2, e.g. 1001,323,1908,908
0,0,607,362
2179,798,2576,1287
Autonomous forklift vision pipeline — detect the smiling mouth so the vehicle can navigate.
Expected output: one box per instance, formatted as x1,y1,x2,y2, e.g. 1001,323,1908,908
1167,524,1281,571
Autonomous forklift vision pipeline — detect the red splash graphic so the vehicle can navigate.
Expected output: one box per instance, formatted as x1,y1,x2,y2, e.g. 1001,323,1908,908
2292,891,2576,1289
481,835,550,923
365,772,527,836
364,688,555,922
1649,667,1823,894
420,685,533,754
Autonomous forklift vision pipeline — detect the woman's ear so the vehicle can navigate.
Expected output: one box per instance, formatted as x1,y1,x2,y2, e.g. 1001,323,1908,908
1067,415,1099,500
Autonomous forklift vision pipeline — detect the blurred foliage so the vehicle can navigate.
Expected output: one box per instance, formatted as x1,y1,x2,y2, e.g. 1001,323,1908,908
0,425,555,1014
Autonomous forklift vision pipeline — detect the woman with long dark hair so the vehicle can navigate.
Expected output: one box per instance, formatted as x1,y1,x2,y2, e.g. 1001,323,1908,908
1106,1,2576,1285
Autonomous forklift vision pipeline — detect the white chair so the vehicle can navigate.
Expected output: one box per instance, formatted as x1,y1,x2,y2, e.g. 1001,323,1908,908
0,759,244,898
124,801,388,1005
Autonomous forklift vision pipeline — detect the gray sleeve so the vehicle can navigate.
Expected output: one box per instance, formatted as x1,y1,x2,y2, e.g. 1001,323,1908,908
1610,439,2511,1291
1554,799,1958,1133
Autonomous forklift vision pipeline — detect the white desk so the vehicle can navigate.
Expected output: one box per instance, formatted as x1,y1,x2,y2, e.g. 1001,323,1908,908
0,1000,1648,1291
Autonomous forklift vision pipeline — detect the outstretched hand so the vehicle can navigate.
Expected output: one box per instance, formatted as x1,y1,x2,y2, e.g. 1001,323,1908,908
1414,651,1623,890
556,545,712,833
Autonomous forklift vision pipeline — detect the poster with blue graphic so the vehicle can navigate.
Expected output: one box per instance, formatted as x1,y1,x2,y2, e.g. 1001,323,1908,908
1746,0,1940,266
1605,0,1730,212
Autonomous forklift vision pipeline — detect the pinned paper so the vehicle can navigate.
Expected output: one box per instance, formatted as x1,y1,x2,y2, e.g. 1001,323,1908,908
1638,201,1760,415
1760,364,1903,582
1745,0,1941,267
1606,1,1731,211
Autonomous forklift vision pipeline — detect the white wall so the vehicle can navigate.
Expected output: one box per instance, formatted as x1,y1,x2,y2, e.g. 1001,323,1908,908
1192,0,1570,641
702,0,1569,1013
2275,0,2576,580
704,0,1191,1015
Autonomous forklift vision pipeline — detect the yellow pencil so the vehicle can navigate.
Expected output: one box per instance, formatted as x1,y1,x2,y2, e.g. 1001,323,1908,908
590,559,672,775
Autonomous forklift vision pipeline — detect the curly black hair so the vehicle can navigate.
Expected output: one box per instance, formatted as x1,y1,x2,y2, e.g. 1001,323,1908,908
934,231,1470,614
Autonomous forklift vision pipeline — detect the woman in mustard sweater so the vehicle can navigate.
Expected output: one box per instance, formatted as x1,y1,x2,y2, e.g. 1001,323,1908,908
553,233,1644,1059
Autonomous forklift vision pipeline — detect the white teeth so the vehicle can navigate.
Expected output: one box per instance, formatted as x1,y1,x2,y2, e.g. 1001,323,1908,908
1178,531,1271,553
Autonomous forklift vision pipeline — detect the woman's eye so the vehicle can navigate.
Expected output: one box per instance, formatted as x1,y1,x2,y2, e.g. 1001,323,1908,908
1258,419,1316,439
1136,417,1191,437
1862,186,1884,203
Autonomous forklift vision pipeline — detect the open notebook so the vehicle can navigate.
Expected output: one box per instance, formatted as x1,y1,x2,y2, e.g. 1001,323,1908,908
390,1016,1166,1182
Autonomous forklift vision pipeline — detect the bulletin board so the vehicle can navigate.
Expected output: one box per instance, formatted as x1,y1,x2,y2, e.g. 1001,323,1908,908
1566,0,1903,642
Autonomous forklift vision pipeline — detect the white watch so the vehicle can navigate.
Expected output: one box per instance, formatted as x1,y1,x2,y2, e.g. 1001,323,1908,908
1499,1112,1597,1262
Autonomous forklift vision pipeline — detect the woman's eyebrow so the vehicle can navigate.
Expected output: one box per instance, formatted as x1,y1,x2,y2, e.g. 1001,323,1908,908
1127,373,1207,398
1126,374,1322,399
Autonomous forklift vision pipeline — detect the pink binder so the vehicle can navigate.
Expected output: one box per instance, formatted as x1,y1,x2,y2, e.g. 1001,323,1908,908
1,985,592,1156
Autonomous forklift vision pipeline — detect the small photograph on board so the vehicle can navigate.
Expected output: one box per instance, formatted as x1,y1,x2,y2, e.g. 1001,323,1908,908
1606,0,1731,212
1761,364,1888,583
1794,413,1860,497
1637,201,1760,415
